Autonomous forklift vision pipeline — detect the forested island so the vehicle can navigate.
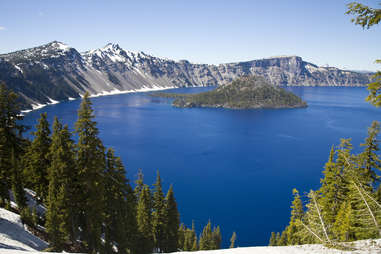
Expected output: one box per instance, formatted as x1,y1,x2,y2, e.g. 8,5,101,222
152,76,307,109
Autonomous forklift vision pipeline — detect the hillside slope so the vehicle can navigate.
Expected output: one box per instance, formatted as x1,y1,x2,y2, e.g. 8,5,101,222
0,41,372,109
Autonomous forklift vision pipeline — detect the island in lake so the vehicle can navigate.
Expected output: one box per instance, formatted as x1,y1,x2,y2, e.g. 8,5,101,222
152,75,308,109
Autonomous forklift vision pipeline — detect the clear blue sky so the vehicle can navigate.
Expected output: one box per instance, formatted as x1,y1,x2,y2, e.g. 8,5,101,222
0,0,380,71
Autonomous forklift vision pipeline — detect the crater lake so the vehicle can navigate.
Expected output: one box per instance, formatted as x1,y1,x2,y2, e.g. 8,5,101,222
21,86,380,248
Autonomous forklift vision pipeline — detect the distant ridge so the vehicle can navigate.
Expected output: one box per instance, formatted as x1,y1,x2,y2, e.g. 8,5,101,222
0,41,373,109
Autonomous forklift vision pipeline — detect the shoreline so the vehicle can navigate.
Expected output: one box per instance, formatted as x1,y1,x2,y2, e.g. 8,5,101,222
20,85,181,114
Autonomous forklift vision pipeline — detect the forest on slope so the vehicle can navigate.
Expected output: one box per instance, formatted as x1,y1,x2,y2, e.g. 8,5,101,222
0,84,229,253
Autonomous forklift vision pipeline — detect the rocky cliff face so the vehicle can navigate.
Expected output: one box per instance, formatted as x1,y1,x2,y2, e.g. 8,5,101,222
0,41,372,109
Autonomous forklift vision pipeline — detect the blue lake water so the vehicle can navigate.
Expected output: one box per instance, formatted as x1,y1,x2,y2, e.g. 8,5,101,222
22,86,380,248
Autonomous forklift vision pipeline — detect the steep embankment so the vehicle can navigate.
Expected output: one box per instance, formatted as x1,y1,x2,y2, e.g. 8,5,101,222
0,41,372,110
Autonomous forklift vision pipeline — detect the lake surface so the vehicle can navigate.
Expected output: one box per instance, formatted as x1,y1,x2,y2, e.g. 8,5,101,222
22,86,380,247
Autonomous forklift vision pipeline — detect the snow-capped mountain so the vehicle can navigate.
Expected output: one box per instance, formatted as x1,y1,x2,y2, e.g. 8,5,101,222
0,41,373,109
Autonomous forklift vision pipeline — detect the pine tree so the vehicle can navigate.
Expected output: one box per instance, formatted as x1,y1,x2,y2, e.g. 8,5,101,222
199,220,214,250
136,185,154,254
104,148,138,254
23,112,51,202
212,226,222,249
74,93,105,253
10,148,26,209
285,189,304,245
45,118,76,251
178,224,186,251
278,230,287,246
164,185,180,252
183,221,197,251
349,180,381,239
134,169,145,198
318,146,346,227
300,190,331,244
332,201,355,241
230,231,237,248
0,84,26,203
275,232,281,246
269,232,276,246
191,232,198,251
358,121,381,186
152,171,167,252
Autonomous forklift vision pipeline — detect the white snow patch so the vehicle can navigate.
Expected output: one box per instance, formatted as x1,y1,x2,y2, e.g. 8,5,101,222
108,54,125,62
0,208,48,252
14,65,23,74
54,42,71,51
47,97,59,104
88,86,176,98
31,103,46,110
168,240,381,254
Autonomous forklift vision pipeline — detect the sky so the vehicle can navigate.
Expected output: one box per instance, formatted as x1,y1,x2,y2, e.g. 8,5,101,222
0,0,380,71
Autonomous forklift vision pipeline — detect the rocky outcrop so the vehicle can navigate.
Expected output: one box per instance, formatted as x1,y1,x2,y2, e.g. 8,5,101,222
0,41,372,109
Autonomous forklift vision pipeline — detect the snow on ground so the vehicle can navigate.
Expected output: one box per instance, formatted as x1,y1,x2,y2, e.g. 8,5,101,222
171,239,381,254
1,195,380,254
0,208,47,252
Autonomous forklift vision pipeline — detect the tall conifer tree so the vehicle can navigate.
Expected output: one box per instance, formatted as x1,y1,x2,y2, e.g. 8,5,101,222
74,93,105,253
136,185,154,254
23,112,51,202
285,189,304,245
0,84,26,203
46,118,76,251
152,171,167,252
164,185,180,252
104,148,138,254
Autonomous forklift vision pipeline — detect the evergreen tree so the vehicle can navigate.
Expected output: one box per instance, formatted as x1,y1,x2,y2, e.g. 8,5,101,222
136,185,154,254
191,232,198,251
23,112,51,202
164,185,180,252
285,189,303,245
74,93,105,253
0,84,26,203
178,224,186,250
10,148,26,209
348,180,381,239
230,231,237,248
183,221,197,251
358,121,381,186
152,171,167,252
212,226,222,249
104,148,138,254
199,220,214,250
46,118,76,251
318,146,345,227
332,201,355,241
278,230,287,246
300,190,331,244
275,232,281,246
269,232,276,246
134,168,145,199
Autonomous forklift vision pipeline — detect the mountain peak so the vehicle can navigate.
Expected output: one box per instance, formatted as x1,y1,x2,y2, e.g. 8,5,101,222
102,43,122,51
46,41,71,51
